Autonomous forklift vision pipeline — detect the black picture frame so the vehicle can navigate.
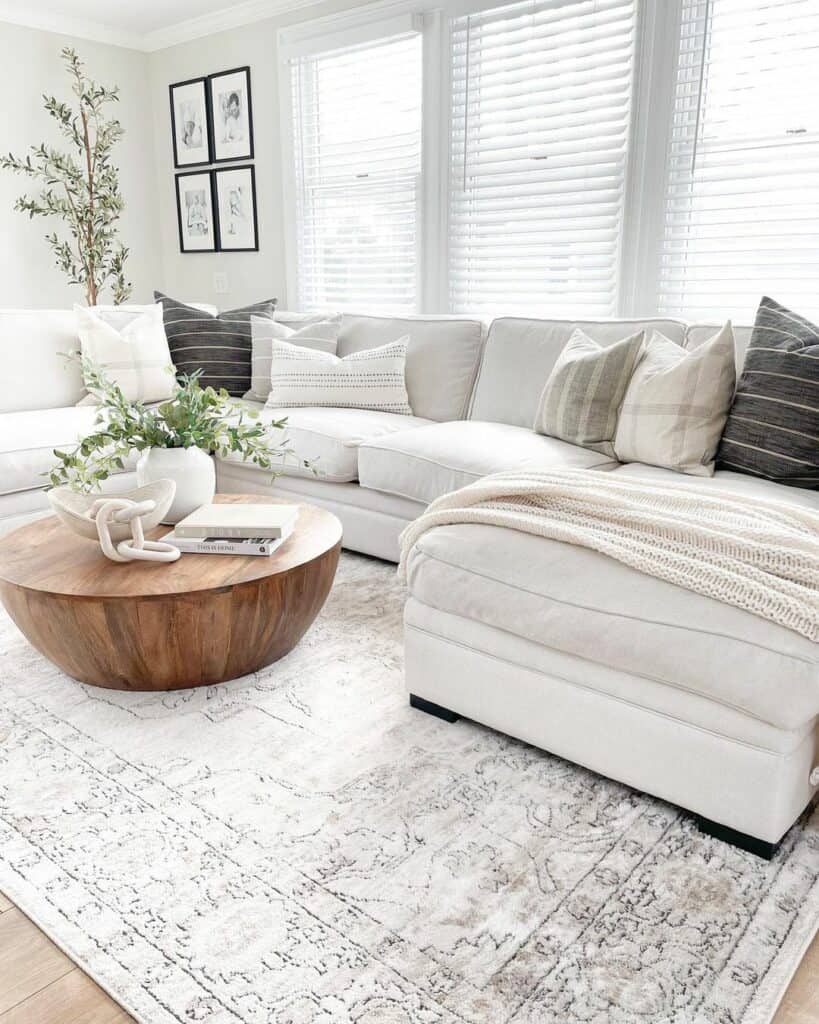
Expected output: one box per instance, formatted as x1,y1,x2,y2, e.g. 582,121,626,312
175,170,217,253
213,165,259,252
169,76,212,168
208,66,254,164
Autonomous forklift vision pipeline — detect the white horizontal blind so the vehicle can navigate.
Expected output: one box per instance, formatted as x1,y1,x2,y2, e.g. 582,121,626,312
289,32,423,313
448,0,636,317
659,0,819,321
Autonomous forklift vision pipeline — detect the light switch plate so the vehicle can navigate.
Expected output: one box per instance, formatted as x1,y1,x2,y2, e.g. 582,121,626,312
213,272,228,294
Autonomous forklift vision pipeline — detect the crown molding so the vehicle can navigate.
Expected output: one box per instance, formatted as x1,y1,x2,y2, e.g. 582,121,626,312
0,0,344,53
143,0,327,51
0,3,145,50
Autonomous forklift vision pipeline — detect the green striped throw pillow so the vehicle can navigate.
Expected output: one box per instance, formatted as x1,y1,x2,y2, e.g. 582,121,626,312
534,328,644,456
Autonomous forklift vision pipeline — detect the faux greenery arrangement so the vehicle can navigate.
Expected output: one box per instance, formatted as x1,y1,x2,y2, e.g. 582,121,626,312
1,47,131,305
49,359,305,492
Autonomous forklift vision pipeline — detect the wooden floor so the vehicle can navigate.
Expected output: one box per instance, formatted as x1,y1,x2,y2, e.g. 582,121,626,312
0,889,816,1022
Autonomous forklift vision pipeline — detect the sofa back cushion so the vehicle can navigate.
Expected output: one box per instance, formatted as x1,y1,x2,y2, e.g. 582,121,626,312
0,309,86,412
686,321,753,370
471,317,688,427
336,314,484,422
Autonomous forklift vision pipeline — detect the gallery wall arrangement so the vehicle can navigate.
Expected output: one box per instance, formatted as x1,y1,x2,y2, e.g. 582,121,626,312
170,66,257,253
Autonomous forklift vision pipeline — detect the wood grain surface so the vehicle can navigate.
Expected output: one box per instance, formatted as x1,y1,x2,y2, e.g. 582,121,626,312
0,496,342,690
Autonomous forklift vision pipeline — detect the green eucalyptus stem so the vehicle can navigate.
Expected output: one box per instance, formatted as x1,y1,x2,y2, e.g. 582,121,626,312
49,358,312,493
0,47,131,305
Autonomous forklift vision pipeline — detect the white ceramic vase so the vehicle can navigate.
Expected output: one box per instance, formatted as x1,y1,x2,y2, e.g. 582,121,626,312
136,447,215,524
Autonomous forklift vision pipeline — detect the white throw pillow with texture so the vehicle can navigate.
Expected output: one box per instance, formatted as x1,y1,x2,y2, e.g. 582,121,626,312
246,314,342,403
266,336,413,414
75,303,176,405
613,322,736,475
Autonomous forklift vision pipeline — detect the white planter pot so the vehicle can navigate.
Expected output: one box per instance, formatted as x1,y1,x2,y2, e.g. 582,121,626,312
136,447,216,524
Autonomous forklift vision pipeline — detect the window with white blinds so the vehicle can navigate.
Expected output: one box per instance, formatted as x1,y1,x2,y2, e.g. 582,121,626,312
448,0,636,317
289,31,423,313
659,0,819,321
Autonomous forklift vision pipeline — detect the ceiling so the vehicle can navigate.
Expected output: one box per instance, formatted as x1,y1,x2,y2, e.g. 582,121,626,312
0,0,311,50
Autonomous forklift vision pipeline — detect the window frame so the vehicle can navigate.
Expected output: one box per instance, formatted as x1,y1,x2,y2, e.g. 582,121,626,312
278,0,716,318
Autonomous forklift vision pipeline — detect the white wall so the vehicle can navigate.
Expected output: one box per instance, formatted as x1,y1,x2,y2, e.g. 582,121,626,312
148,0,357,311
0,21,161,307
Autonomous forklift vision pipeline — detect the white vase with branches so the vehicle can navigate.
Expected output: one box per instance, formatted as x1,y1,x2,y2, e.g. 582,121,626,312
1,46,131,305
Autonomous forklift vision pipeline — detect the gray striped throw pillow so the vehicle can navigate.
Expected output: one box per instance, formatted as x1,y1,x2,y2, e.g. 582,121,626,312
534,328,645,455
155,292,276,396
246,314,342,403
266,337,412,414
717,297,819,489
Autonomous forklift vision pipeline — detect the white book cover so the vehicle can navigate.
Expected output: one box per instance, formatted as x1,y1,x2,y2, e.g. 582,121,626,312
164,528,291,557
174,503,299,539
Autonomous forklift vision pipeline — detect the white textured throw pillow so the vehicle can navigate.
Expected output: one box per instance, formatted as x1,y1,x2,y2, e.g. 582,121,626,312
266,336,413,414
246,314,342,403
614,322,736,476
75,303,175,405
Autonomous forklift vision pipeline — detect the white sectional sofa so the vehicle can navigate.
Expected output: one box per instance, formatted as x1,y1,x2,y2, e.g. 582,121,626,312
2,306,816,858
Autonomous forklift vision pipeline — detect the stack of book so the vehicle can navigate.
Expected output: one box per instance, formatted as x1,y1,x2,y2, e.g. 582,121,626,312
165,503,298,557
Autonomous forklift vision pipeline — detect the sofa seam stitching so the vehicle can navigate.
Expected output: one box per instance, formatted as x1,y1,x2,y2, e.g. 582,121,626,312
410,544,817,669
404,621,802,756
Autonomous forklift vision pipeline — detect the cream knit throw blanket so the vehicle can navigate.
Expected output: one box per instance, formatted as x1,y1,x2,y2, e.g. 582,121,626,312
398,469,819,642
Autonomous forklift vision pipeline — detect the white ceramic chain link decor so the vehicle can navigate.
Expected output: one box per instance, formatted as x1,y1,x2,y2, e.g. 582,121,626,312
48,480,181,563
90,497,180,563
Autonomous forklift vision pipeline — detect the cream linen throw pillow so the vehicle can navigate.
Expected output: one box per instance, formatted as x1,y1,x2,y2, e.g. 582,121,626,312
614,322,736,476
534,328,645,455
246,314,342,403
75,303,175,405
266,336,413,414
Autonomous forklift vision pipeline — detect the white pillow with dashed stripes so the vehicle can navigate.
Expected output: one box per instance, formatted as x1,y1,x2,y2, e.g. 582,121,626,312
266,336,413,414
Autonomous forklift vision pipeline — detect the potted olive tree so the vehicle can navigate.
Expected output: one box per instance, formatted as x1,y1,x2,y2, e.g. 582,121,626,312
0,47,131,304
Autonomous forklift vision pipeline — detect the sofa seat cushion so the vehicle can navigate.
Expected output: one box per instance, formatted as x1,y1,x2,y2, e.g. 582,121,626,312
0,407,135,496
217,403,432,483
358,420,617,505
404,522,819,731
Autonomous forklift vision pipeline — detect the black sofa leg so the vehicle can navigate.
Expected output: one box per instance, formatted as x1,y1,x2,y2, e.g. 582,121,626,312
695,815,780,860
409,693,459,723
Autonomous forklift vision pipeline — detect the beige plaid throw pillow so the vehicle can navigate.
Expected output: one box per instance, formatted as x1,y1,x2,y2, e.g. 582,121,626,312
614,322,736,476
534,328,645,456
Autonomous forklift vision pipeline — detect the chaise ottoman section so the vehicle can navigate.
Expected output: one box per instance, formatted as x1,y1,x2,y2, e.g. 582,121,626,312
403,521,819,851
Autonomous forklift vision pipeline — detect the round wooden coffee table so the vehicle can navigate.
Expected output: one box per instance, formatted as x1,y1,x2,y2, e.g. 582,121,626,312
0,495,342,691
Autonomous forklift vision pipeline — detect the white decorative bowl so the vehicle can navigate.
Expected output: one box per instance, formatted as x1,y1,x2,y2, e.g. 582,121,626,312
48,480,177,543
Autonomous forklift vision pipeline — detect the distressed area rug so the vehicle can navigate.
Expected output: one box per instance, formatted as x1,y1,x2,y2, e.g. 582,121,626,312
0,553,817,1024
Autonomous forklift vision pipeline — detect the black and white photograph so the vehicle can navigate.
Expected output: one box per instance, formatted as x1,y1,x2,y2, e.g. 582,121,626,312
208,66,254,162
214,165,258,251
175,171,216,252
169,77,211,167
